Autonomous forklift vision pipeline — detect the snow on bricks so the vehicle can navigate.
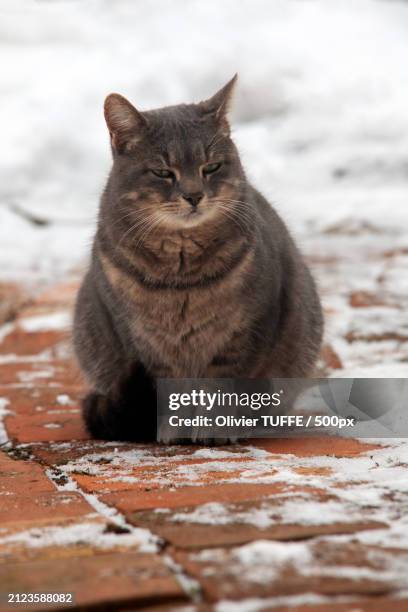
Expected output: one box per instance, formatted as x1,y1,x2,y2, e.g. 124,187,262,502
0,277,408,610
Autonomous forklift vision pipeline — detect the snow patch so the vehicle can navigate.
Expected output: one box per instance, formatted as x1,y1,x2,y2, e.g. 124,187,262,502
19,311,71,332
45,467,158,553
56,394,74,406
0,322,14,344
216,593,347,612
171,497,385,529
0,520,149,551
0,397,11,445
17,368,54,383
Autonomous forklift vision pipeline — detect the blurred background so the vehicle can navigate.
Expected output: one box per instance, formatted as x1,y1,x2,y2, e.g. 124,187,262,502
1,0,408,285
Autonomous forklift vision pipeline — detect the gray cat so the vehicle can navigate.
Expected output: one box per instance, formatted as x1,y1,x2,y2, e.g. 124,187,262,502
73,75,323,441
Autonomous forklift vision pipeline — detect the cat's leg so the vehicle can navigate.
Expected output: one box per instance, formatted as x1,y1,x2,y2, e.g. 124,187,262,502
82,363,157,441
75,275,157,440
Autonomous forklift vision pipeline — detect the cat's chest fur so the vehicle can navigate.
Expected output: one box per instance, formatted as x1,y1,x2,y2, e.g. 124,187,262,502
104,234,253,377
132,282,247,377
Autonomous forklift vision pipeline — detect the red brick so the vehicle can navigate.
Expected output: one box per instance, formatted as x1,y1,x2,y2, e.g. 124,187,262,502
293,466,333,476
128,498,386,549
0,328,68,356
346,330,408,343
72,458,256,495
0,383,87,443
320,343,343,370
30,441,244,467
252,438,381,457
4,410,88,443
349,290,395,308
267,598,408,612
0,491,93,526
30,441,140,466
32,281,79,309
0,385,82,415
30,442,269,494
0,552,186,611
102,482,328,513
174,541,406,601
0,360,83,388
0,450,55,496
0,516,107,565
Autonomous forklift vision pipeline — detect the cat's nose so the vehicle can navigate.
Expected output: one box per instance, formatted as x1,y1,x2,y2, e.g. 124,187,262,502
182,192,203,208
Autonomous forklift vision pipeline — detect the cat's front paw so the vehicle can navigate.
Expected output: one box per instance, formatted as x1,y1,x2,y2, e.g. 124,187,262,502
82,389,156,442
157,433,240,446
190,436,240,446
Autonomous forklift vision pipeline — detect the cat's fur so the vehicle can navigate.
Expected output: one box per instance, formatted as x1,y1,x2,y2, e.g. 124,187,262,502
73,75,323,441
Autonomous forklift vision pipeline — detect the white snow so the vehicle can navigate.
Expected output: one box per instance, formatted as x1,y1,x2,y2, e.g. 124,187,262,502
170,498,381,529
215,594,349,612
195,540,311,585
1,0,408,287
195,537,408,587
0,351,53,364
56,394,74,406
0,397,11,445
0,323,14,344
17,369,54,383
50,439,408,557
44,467,158,553
57,439,408,498
0,520,150,551
231,540,312,570
19,311,71,332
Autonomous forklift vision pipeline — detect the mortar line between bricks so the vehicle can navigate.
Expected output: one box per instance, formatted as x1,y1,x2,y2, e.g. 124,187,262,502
0,394,158,548
44,466,153,534
0,369,203,604
41,455,204,604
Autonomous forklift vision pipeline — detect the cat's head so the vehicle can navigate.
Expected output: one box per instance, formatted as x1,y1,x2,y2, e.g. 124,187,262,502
103,75,245,230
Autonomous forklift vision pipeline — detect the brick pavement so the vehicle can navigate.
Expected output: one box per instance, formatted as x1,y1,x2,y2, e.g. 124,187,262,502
0,230,408,611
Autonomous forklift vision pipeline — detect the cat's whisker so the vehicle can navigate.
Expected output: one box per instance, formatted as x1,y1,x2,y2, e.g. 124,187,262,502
217,198,254,216
134,213,167,251
217,197,252,207
218,209,249,236
216,200,255,227
131,214,162,239
225,207,254,233
116,212,161,248
111,206,158,229
217,201,254,219
216,203,251,235
118,214,157,238
131,210,168,246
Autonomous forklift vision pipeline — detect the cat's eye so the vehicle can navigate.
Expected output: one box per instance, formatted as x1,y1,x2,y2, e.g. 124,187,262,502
151,168,174,179
203,162,221,175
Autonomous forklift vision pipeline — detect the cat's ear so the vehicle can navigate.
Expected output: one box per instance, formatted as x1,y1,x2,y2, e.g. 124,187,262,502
104,93,147,153
199,74,237,131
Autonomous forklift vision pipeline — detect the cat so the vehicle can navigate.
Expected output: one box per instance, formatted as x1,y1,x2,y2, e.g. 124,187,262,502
73,75,323,442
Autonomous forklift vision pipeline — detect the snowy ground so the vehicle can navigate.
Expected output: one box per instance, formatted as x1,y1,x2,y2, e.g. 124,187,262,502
1,0,408,277
1,0,408,375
